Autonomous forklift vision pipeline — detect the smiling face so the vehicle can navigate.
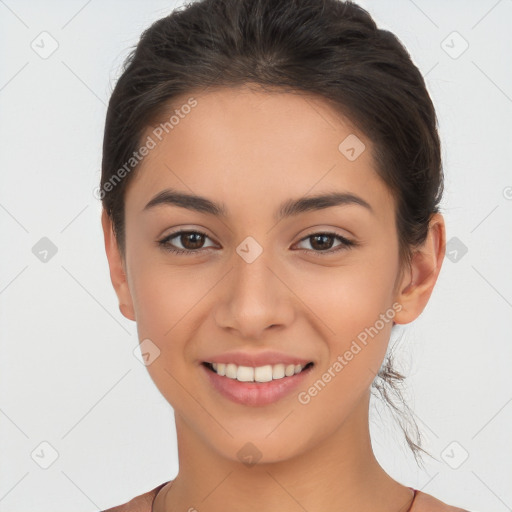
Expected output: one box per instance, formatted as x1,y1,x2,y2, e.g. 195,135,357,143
102,84,442,467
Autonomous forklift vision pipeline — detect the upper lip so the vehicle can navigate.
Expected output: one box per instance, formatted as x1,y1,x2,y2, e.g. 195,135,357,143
203,351,313,367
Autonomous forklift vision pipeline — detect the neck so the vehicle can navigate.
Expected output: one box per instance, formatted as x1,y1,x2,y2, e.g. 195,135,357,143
156,390,414,512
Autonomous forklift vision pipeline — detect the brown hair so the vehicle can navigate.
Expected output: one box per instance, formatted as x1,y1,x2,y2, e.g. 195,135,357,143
100,0,443,466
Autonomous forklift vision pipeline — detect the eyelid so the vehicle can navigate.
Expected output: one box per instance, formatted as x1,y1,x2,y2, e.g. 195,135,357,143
157,223,215,239
299,226,354,241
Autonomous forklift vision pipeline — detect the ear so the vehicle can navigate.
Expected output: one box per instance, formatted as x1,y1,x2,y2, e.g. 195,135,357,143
393,213,446,325
101,209,136,322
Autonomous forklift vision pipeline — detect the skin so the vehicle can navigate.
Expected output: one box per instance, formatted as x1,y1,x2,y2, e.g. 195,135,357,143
102,84,445,512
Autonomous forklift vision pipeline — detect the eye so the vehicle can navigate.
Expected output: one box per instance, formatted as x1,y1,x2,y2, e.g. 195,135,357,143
294,231,357,256
157,230,216,255
157,229,357,257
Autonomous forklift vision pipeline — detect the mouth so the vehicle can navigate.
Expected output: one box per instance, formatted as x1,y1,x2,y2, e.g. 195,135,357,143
202,361,315,382
200,361,315,406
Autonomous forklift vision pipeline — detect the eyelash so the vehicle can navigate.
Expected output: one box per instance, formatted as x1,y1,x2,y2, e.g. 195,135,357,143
157,230,357,257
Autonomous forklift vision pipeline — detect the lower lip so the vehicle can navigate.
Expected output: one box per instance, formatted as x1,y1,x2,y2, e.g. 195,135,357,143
201,363,314,406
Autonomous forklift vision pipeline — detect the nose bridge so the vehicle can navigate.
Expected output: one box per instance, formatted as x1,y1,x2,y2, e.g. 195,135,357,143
215,237,293,338
235,246,272,303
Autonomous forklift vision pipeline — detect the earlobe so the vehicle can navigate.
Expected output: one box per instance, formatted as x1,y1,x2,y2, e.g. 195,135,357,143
393,213,446,325
101,209,136,322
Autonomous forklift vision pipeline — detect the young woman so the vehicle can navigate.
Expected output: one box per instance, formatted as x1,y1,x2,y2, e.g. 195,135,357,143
98,0,472,510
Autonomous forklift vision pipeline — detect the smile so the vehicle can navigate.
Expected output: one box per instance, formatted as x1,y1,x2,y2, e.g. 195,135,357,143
201,361,315,406
203,361,314,382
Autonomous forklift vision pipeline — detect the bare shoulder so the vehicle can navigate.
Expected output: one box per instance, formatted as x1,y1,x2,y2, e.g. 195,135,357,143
101,481,171,512
413,490,471,512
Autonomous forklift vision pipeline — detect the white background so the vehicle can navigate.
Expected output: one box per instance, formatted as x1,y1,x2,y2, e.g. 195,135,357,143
0,1,511,511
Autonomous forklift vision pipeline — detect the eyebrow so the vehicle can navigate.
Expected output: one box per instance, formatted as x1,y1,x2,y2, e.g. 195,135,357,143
143,188,374,221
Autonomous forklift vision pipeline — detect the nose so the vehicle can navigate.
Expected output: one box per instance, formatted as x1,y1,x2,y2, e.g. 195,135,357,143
214,249,295,340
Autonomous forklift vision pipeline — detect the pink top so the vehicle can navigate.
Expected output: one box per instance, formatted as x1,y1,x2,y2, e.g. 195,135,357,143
101,481,472,511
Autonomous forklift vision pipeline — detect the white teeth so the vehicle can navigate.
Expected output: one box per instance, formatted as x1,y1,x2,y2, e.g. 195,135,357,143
285,364,295,377
208,361,308,382
226,363,237,379
272,363,285,379
254,365,273,382
237,365,254,382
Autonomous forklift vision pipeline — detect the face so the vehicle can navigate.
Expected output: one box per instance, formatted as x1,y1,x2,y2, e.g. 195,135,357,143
103,84,440,466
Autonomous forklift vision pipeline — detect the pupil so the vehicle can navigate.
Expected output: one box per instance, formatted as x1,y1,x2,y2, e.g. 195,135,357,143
312,234,332,250
183,233,203,249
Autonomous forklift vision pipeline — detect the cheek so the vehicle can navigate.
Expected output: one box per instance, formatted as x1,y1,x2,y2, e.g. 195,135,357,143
125,231,206,327
292,249,400,394
128,262,211,410
295,253,400,346
294,266,399,420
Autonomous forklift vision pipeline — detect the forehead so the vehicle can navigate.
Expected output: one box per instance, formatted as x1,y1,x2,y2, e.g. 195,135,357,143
125,84,394,220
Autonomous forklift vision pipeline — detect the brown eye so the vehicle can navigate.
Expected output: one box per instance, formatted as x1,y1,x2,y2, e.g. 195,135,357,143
158,230,215,255
178,232,206,250
309,234,335,251
295,232,356,256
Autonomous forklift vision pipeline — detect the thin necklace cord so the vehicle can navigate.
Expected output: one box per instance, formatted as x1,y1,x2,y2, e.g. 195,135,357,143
153,483,418,512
